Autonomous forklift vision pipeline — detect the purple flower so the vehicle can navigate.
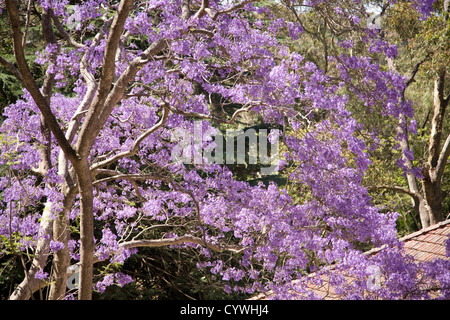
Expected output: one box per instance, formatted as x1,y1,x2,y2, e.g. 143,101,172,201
95,274,114,293
1,0,447,301
50,240,65,253
35,269,49,280
115,273,133,287
339,40,354,49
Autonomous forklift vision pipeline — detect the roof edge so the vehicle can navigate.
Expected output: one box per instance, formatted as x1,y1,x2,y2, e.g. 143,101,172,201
363,219,450,256
398,219,450,242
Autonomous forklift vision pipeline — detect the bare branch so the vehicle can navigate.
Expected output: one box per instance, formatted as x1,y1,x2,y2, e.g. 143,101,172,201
188,28,214,37
211,0,256,20
93,172,172,186
181,0,192,20
428,69,448,170
368,185,420,203
51,13,84,49
120,235,246,254
91,106,169,171
435,133,450,181
76,38,168,157
76,0,135,157
405,53,431,89
192,0,210,19
192,0,257,20
41,8,59,102
96,0,133,102
166,100,259,124
0,55,23,82
21,0,33,48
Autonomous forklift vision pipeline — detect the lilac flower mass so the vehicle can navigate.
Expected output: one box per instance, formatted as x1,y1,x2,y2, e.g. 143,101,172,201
0,0,449,301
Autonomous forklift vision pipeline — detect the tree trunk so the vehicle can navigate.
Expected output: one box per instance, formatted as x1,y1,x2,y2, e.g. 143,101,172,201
9,202,53,300
48,211,71,299
76,159,95,300
389,28,449,229
396,114,432,228
419,69,449,227
48,186,77,300
421,177,444,226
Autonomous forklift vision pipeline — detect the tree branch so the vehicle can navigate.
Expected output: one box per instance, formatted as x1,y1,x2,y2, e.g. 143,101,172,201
95,0,133,104
9,202,54,300
76,0,135,157
4,0,78,164
192,0,257,20
92,170,208,244
181,0,192,20
192,0,210,19
368,185,420,203
19,233,247,298
120,235,246,253
90,106,169,171
21,0,33,48
0,55,24,82
428,69,447,170
51,13,84,49
76,38,168,157
435,133,450,181
166,100,259,124
210,0,256,20
405,53,431,89
35,7,60,176
93,172,173,186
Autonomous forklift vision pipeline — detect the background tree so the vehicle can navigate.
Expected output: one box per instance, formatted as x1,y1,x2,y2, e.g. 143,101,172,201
274,0,449,231
366,0,450,229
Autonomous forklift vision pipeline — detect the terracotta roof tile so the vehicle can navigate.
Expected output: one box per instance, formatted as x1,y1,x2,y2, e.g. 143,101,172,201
250,219,450,300
400,220,450,263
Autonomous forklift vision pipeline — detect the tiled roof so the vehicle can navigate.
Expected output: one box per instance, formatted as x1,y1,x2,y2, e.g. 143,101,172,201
399,219,450,262
251,219,450,300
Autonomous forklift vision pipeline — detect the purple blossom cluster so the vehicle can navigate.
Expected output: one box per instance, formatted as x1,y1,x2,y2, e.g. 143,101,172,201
95,272,133,293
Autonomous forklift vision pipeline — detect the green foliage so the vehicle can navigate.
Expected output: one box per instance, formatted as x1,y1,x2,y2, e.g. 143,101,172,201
368,0,450,234
0,254,24,300
0,9,47,113
94,247,250,300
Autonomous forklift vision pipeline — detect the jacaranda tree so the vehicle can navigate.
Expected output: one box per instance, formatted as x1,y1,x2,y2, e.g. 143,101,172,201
0,0,449,300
